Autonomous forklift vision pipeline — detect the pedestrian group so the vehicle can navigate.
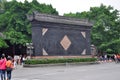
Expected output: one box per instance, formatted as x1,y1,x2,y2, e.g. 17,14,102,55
0,54,14,80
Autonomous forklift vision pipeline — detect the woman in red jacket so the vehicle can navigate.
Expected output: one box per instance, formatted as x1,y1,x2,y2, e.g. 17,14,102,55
0,54,7,80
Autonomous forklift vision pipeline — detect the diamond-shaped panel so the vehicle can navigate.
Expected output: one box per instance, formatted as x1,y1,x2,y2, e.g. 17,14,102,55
42,28,48,36
81,49,86,55
60,35,71,50
43,48,48,55
81,32,86,38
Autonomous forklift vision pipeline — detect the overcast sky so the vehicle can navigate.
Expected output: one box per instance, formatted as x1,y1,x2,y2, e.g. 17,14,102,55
8,0,120,15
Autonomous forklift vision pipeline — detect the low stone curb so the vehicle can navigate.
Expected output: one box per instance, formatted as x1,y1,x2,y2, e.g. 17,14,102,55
23,62,99,67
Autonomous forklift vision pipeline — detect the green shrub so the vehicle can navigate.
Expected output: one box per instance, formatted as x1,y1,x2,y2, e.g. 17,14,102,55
24,58,97,65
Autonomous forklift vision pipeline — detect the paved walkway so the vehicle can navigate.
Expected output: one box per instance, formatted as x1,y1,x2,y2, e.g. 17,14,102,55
12,62,120,80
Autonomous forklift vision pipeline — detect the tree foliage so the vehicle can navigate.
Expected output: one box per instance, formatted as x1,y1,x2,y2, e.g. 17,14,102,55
0,0,58,47
0,37,8,48
64,4,120,54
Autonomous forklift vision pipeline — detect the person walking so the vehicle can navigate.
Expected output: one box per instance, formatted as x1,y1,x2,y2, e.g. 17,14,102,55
6,56,14,80
0,54,7,80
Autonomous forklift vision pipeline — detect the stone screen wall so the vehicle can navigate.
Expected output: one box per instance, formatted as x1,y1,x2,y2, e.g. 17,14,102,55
28,12,92,56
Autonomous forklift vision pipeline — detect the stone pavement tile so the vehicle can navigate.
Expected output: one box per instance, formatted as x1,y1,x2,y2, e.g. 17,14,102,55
13,78,40,80
13,78,28,80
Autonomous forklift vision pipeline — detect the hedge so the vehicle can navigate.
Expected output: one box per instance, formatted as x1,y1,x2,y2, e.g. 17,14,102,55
24,58,97,65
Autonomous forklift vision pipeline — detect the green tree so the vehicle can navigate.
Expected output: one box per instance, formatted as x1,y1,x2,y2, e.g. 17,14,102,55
0,0,58,48
0,0,6,9
0,37,8,48
64,4,120,54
